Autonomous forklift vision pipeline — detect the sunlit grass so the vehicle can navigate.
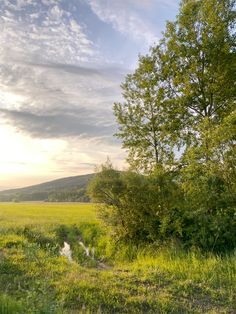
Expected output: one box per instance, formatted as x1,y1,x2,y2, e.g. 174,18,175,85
0,202,98,229
0,202,235,313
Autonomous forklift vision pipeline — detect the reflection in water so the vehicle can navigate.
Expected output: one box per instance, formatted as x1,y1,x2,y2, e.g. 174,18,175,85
60,241,72,262
79,241,95,259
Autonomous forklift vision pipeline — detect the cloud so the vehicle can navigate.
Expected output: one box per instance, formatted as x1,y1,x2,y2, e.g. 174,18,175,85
0,107,116,139
87,0,158,46
0,0,130,186
0,60,126,140
50,136,127,174
0,0,94,64
0,0,127,141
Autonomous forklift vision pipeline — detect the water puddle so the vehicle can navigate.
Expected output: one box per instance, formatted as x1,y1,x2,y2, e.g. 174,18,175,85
59,240,94,262
59,239,110,270
60,241,72,262
79,241,95,259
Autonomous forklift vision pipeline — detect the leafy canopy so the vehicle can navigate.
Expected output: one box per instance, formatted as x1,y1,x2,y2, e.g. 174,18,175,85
90,0,236,252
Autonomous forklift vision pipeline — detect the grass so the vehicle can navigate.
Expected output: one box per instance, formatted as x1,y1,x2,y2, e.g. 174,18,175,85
0,202,235,313
0,202,97,228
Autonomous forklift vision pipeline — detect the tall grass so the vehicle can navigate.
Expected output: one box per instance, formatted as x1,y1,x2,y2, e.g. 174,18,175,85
0,202,235,313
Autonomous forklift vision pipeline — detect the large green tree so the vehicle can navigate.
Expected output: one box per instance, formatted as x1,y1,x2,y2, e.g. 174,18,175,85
114,0,236,169
90,0,236,252
160,0,235,152
114,52,174,173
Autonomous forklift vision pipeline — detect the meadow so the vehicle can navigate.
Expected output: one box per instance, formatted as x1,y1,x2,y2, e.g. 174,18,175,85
0,202,235,313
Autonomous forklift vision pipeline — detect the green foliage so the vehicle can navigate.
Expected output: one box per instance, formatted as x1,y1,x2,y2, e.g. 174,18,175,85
55,224,81,245
89,163,184,243
0,295,24,314
106,0,236,252
179,159,236,252
115,0,235,170
47,188,90,202
21,227,57,250
114,53,174,172
159,0,235,149
89,161,236,252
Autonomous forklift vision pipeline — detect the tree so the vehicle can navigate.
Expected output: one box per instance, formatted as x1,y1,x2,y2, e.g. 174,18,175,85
160,0,236,155
114,0,235,171
90,0,236,252
159,0,236,251
114,52,174,173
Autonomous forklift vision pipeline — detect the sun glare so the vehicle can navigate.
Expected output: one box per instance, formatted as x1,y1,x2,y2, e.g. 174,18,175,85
0,89,26,108
0,125,66,176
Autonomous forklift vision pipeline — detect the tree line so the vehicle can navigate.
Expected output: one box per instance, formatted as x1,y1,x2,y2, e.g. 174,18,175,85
89,0,236,252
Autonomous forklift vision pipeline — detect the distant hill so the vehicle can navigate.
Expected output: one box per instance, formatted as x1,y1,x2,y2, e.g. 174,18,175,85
0,173,95,202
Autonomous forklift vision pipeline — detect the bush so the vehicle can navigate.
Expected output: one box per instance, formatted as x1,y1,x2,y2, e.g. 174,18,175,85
181,161,236,252
88,164,183,243
88,163,236,252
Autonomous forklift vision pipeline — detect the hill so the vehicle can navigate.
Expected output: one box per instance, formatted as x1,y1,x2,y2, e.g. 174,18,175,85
0,173,95,202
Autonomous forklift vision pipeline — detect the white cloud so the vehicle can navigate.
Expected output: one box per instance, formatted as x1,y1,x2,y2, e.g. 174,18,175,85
0,0,125,141
0,61,124,135
0,0,128,187
0,0,94,64
87,0,158,46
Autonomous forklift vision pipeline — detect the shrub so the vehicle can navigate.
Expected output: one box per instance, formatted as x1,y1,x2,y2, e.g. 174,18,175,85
88,163,236,252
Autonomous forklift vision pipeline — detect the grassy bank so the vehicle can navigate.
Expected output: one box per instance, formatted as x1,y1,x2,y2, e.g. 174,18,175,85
0,203,235,313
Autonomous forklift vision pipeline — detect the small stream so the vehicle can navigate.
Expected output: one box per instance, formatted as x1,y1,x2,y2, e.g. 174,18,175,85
59,239,111,270
60,241,95,262
79,241,95,259
60,241,73,261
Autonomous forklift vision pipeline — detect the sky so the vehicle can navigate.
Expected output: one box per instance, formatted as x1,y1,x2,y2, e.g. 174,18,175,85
0,0,179,190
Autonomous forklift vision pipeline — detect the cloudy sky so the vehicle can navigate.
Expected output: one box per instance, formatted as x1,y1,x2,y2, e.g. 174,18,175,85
0,0,179,189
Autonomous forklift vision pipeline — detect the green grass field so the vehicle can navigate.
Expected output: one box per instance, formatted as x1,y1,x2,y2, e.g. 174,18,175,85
0,202,97,228
0,202,235,313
